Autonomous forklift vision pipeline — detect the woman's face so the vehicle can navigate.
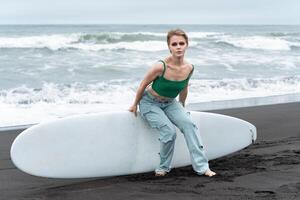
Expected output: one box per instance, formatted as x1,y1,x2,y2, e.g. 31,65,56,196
168,35,188,58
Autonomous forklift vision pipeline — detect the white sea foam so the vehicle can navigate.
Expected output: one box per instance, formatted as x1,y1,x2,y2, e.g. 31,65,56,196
97,31,165,37
121,31,165,37
189,32,224,38
0,34,80,50
218,36,291,51
0,31,220,51
188,76,300,103
1,76,300,127
84,31,221,39
0,34,168,51
72,41,168,51
0,31,297,52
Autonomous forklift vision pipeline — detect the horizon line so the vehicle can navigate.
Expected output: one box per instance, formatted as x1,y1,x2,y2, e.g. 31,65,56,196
0,23,299,26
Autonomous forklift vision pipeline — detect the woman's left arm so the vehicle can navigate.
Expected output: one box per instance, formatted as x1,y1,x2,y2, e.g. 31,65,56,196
179,85,188,107
179,64,194,107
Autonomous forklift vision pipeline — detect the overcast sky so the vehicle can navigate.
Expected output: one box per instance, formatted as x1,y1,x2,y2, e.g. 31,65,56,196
0,0,299,24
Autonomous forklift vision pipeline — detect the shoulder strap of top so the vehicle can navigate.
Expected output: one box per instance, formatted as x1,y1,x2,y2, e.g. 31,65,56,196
188,64,194,79
158,60,166,76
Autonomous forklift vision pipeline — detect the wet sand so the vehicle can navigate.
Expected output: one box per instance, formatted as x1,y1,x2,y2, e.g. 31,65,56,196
1,102,300,200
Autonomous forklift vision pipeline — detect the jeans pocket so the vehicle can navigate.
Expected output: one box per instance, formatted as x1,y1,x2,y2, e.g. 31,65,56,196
139,102,152,119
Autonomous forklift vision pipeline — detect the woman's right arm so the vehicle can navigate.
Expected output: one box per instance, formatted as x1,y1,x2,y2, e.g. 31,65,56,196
129,62,163,116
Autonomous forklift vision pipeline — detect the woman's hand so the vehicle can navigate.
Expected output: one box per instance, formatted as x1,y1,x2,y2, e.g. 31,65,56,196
128,104,138,117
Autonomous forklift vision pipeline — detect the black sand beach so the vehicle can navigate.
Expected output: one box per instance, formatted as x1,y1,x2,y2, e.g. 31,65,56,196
1,102,300,200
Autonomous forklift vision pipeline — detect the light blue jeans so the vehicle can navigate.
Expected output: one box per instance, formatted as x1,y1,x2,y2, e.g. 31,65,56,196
139,90,209,174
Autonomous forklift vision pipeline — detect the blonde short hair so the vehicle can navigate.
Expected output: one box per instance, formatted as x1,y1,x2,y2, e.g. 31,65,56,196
167,29,189,46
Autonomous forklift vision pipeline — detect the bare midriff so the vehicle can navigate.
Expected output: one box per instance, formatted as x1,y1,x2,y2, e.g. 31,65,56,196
146,85,174,101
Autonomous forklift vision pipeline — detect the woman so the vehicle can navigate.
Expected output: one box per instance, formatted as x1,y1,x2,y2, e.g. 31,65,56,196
129,29,216,177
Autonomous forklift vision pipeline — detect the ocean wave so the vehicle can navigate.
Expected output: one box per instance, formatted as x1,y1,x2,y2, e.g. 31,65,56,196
1,76,300,127
269,32,300,37
188,76,300,103
0,33,170,52
217,36,291,51
0,34,79,50
269,32,288,37
0,31,298,52
0,81,137,105
1,76,300,106
78,32,164,44
188,32,224,39
70,41,169,51
290,44,300,51
0,31,223,51
214,41,238,49
196,76,300,91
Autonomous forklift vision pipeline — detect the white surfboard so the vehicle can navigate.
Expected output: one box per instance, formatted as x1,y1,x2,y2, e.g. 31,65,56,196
10,111,256,178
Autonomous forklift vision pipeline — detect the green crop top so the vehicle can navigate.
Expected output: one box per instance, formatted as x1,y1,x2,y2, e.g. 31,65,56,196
151,60,194,98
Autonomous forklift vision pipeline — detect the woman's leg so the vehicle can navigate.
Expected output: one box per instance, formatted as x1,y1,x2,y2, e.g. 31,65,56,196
164,101,210,174
139,101,177,173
